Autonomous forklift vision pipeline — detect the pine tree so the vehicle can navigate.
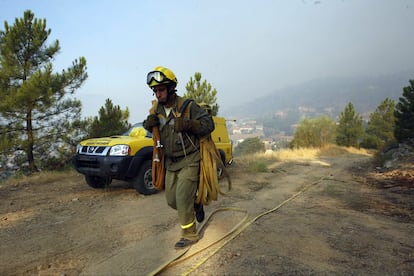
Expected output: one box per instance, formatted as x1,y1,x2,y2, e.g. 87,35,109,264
394,80,414,142
88,99,131,138
0,10,87,172
184,72,219,115
361,98,396,149
336,102,364,147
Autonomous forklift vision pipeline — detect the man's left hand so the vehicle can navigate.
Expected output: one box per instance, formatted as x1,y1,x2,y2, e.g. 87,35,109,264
174,118,200,133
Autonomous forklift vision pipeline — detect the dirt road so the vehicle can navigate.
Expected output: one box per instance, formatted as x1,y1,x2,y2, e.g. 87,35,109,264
1,150,413,275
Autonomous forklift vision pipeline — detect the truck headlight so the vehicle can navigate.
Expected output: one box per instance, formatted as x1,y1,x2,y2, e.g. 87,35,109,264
76,144,82,153
109,145,130,156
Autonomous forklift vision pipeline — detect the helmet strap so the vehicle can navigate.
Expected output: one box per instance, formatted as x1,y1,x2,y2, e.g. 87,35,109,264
167,83,176,93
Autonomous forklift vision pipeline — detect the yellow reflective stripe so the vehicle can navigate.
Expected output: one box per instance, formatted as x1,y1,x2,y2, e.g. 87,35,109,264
181,219,196,229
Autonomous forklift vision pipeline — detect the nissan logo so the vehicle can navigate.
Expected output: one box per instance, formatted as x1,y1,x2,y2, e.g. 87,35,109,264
87,146,95,153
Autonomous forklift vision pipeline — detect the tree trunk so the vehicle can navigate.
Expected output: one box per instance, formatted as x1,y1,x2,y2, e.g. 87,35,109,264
26,110,38,173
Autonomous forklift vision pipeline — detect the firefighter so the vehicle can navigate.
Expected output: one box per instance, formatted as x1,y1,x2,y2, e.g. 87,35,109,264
143,66,214,249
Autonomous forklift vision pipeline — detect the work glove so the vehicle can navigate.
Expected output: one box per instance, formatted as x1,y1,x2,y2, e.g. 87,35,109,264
174,117,200,133
143,114,160,131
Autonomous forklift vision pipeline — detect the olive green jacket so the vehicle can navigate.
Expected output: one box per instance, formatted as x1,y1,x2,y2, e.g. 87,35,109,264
154,95,215,170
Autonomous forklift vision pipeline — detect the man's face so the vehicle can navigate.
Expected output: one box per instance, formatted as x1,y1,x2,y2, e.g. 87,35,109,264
152,85,168,105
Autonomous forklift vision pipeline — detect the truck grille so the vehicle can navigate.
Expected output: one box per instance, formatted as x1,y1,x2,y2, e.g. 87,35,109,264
79,146,110,156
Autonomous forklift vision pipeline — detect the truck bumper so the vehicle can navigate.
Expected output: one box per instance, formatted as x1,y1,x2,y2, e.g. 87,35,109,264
72,154,145,179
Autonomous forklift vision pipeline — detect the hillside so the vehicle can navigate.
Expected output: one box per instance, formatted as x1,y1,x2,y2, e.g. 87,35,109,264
222,71,413,120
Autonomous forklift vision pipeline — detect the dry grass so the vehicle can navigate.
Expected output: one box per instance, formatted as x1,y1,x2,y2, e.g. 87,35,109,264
269,144,372,161
1,170,79,187
318,144,372,157
235,144,373,171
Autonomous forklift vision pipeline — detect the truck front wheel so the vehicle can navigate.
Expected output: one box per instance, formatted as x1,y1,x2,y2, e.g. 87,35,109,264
131,160,157,195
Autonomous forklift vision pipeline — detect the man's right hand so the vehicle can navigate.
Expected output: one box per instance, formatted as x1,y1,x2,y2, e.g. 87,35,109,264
143,114,160,131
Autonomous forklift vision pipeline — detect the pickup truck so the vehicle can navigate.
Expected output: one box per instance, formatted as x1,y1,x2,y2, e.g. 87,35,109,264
72,117,233,195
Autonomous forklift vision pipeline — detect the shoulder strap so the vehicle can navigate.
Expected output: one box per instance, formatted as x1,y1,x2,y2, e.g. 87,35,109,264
177,99,194,118
179,99,193,114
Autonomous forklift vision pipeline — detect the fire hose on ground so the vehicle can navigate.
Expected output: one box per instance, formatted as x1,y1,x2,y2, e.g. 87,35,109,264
149,175,328,276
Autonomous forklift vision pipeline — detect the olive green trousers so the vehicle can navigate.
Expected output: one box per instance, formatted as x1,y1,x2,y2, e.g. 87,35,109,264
165,163,199,240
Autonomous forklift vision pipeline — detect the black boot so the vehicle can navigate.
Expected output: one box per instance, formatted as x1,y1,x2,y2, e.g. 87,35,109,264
176,223,198,249
174,238,198,249
194,203,205,223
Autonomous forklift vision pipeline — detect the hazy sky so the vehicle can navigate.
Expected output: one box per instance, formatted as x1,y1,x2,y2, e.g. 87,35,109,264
1,0,414,122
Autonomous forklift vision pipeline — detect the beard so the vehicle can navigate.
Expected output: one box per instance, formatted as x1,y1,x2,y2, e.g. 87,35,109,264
158,92,173,106
158,98,167,105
